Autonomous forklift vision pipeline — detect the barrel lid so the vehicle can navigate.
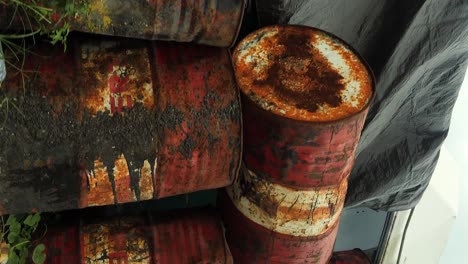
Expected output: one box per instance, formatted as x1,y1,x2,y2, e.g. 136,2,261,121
233,25,373,122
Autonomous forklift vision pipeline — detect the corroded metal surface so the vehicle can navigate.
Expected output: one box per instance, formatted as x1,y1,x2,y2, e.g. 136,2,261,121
82,218,151,263
234,25,372,122
0,38,241,215
152,43,242,198
241,96,368,189
32,222,81,263
221,190,340,264
150,211,233,263
221,25,375,264
0,0,245,47
329,249,372,264
226,167,347,237
21,210,232,263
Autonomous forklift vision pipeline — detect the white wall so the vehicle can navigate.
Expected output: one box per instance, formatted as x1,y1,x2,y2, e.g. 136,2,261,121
397,68,468,264
398,146,459,264
439,69,468,263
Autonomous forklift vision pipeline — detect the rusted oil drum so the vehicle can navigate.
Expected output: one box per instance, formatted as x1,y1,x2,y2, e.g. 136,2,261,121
221,25,375,263
14,210,232,263
329,249,372,264
0,37,241,215
0,0,245,47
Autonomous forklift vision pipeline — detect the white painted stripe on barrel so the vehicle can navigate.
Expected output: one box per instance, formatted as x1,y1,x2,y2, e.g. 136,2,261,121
226,168,347,237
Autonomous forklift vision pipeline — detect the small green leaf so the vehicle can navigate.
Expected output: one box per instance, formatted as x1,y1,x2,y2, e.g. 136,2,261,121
19,247,28,261
7,251,19,264
23,215,33,227
32,244,46,264
24,213,41,227
7,232,18,244
9,221,21,235
6,215,17,226
20,227,32,240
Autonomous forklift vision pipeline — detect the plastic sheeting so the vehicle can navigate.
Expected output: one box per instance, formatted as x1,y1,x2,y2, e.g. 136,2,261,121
253,0,468,211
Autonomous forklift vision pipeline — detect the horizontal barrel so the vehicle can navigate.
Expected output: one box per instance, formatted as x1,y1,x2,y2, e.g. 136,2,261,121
0,209,232,263
0,37,241,215
0,0,245,47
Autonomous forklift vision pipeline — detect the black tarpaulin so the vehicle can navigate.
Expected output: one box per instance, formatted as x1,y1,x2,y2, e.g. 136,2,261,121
253,0,468,211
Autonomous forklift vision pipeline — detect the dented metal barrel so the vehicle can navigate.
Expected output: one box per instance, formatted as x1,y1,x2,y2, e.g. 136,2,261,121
0,0,245,47
0,37,241,215
220,25,375,263
0,210,233,263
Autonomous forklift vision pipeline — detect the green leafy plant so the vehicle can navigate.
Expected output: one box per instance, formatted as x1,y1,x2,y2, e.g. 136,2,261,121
1,213,45,264
0,0,88,51
47,0,89,50
0,0,88,126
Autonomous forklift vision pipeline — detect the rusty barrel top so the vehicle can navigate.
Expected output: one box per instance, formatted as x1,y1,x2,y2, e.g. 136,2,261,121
233,25,373,122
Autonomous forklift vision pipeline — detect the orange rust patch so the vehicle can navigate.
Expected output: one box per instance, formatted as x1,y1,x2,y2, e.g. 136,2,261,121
81,155,155,207
139,160,154,201
113,154,135,204
81,218,150,264
79,42,154,116
233,25,373,122
227,167,348,237
84,159,115,207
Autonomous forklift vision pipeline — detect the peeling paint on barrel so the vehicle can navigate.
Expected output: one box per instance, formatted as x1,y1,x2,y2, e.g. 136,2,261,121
221,25,375,264
226,167,347,237
221,189,340,264
22,210,232,263
0,38,241,215
82,218,151,263
0,0,245,47
153,43,242,198
241,98,367,188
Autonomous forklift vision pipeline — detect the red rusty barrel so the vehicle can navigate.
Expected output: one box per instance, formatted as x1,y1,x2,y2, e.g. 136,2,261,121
19,209,232,263
0,37,241,215
0,0,245,47
220,25,375,263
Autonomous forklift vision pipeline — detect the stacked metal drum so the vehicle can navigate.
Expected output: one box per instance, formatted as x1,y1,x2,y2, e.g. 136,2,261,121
1,1,376,262
1,210,233,263
220,25,375,263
